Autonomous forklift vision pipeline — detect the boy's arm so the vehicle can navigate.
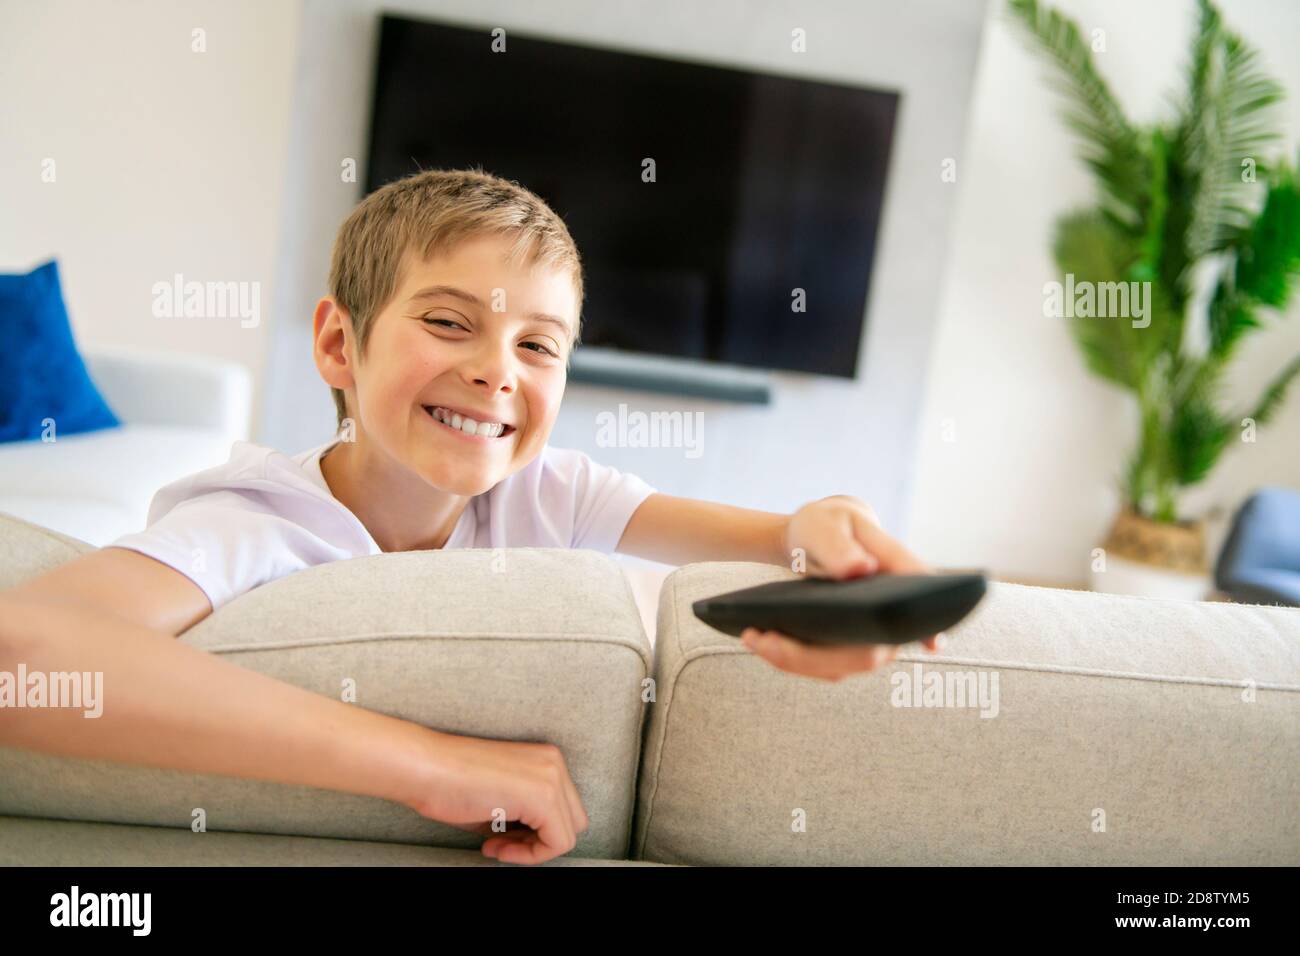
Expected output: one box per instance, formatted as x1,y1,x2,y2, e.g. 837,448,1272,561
614,493,792,567
616,494,883,567
0,550,439,808
0,548,589,863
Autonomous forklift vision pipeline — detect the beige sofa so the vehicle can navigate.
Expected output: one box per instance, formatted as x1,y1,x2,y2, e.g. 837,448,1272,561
1,511,1297,866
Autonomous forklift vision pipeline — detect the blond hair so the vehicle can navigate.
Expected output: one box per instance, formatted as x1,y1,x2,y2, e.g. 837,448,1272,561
327,167,584,429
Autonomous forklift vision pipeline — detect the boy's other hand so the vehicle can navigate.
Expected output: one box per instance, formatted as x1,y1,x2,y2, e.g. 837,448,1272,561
404,732,590,865
741,495,942,682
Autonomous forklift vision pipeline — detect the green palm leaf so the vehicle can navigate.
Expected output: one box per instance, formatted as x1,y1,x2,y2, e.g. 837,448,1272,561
1007,0,1149,232
1015,0,1299,522
1180,0,1283,262
1169,370,1233,486
1207,284,1261,361
1233,162,1300,306
1051,211,1140,388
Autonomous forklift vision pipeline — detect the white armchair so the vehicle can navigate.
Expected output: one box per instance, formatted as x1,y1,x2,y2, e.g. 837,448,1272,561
0,345,253,546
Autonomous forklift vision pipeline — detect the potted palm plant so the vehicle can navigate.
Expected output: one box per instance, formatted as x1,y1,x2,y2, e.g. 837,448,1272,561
1009,0,1300,598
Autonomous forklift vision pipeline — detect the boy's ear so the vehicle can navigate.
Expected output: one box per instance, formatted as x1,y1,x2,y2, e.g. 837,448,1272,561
313,296,355,391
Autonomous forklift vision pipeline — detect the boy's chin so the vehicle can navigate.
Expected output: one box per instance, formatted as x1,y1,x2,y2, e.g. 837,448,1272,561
402,428,545,496
416,460,505,497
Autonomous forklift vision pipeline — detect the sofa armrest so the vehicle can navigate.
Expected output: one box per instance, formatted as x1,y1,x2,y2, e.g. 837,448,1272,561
83,345,253,442
0,546,652,860
635,563,1300,865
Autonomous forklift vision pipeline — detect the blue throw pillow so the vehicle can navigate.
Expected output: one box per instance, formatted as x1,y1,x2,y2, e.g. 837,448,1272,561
0,259,121,442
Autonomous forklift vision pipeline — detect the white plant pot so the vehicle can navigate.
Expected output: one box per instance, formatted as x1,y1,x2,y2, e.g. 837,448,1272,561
1088,553,1210,602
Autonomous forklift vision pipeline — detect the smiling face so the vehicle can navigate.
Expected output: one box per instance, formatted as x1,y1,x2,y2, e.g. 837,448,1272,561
318,232,578,496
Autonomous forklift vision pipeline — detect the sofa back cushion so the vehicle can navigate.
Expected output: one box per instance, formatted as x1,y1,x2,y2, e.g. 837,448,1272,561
635,562,1300,865
0,511,95,589
0,513,651,859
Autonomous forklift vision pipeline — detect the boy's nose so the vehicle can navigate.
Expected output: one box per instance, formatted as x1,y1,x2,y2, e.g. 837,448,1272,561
458,340,517,394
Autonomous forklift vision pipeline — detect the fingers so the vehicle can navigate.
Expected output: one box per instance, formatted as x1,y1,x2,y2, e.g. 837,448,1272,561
848,510,931,574
741,628,899,682
479,746,589,866
482,828,550,863
816,510,879,580
921,632,945,652
553,747,590,839
489,793,574,865
481,822,558,864
822,495,881,527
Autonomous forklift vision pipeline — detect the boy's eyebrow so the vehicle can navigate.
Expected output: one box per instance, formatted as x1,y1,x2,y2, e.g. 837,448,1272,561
409,284,572,338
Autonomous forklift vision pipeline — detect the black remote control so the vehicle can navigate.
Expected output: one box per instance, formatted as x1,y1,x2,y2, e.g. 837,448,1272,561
691,572,988,646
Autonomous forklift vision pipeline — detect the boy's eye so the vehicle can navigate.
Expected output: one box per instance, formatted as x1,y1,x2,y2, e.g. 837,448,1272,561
423,316,558,358
521,341,559,358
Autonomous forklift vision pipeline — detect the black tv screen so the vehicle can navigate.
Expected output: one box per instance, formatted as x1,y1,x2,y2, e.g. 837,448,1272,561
366,14,899,379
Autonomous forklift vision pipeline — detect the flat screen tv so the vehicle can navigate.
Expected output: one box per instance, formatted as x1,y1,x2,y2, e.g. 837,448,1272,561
366,14,899,379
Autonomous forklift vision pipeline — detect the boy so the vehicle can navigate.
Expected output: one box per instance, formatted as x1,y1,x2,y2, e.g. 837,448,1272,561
0,169,939,864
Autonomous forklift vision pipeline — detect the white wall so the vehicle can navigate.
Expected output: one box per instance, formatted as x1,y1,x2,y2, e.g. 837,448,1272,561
261,0,990,550
908,0,1300,584
12,0,1285,587
0,0,300,440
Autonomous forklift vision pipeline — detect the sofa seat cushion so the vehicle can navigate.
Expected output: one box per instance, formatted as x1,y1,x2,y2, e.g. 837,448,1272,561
0,424,235,545
0,816,667,866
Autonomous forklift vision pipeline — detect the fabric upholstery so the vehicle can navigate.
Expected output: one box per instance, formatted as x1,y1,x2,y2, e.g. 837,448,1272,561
0,512,652,860
1215,487,1300,607
5,512,1298,866
634,562,1300,865
0,816,665,866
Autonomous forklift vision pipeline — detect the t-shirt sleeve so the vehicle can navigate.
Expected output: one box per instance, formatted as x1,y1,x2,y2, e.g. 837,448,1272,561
567,452,657,553
105,489,316,613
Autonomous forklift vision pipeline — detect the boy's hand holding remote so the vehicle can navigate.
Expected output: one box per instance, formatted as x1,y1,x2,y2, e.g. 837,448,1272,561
617,492,944,683
756,495,942,681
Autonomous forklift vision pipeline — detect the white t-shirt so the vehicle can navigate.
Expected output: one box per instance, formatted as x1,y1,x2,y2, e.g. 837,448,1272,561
107,438,657,612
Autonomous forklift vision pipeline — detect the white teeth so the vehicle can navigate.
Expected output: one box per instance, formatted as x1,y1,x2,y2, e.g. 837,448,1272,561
428,406,506,438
